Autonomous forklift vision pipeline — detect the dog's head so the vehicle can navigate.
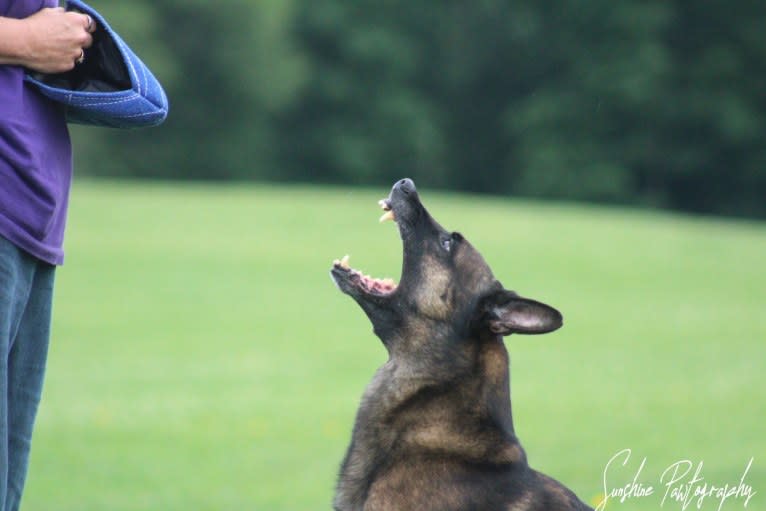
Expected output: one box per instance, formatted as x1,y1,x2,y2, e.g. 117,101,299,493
331,179,562,356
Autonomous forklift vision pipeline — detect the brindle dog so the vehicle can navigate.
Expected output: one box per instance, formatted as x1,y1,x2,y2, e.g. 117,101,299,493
330,179,592,511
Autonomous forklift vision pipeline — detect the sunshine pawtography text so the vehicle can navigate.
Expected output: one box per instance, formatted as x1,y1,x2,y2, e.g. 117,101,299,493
595,449,756,511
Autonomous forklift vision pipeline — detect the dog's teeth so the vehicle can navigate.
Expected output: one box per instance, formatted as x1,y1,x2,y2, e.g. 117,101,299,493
340,255,350,269
378,199,388,210
379,210,396,223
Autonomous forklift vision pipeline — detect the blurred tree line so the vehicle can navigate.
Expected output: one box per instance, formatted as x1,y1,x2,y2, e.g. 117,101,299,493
71,0,766,218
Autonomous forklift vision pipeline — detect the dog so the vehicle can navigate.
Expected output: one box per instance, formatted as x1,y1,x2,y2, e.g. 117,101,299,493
330,179,593,511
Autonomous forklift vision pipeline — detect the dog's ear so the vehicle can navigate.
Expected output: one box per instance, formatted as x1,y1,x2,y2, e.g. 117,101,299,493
476,289,562,336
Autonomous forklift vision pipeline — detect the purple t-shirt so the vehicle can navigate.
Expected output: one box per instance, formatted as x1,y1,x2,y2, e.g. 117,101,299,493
0,0,72,265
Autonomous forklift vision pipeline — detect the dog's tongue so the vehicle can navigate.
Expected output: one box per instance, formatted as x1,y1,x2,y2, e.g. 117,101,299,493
332,254,397,294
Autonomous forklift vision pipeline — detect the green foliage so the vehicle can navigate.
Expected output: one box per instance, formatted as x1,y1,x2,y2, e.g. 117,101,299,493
71,0,766,217
23,181,766,510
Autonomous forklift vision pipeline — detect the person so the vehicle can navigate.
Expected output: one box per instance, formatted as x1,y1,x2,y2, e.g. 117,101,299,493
0,1,96,509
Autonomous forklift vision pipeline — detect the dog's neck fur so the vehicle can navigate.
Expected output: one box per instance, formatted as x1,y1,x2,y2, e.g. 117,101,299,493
334,333,527,510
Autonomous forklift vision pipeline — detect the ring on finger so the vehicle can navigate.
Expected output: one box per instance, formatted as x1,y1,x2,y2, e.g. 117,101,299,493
76,49,85,65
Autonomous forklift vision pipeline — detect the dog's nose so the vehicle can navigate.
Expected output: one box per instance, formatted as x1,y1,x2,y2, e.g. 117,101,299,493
394,178,416,196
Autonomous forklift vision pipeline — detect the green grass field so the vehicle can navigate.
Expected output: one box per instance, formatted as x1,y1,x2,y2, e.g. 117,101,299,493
22,180,765,511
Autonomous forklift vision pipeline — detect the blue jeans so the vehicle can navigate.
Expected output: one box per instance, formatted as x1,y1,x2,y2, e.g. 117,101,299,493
0,236,55,511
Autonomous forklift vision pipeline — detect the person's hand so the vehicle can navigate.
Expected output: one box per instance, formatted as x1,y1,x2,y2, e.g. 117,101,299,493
18,7,97,73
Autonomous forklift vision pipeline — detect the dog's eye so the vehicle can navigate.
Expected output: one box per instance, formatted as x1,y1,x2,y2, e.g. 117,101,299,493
441,232,463,252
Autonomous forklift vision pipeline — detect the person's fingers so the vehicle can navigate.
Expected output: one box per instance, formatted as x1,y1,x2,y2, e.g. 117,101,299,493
81,32,94,49
83,13,97,33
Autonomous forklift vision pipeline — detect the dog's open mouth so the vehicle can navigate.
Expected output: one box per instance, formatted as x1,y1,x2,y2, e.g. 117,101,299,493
331,198,399,297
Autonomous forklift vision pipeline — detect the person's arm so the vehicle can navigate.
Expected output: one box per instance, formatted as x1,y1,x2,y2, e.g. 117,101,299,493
0,7,95,73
